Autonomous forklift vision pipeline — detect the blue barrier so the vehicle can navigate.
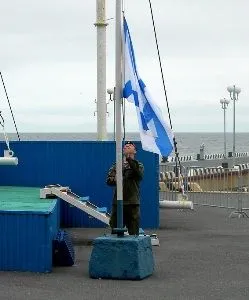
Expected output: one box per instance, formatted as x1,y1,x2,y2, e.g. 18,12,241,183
0,141,159,229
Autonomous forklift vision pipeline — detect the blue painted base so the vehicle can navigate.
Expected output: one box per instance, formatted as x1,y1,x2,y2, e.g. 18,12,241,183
89,235,154,280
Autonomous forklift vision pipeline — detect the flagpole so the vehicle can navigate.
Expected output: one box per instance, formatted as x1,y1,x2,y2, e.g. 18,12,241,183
115,0,124,234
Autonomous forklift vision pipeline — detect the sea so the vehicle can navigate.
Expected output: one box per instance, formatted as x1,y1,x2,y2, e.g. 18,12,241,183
1,132,249,157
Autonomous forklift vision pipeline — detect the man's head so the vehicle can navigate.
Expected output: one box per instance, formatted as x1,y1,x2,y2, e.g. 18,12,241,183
123,141,136,157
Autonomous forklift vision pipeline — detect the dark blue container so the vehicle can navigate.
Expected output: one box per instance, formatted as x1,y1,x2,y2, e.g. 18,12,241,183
53,229,75,266
0,195,59,273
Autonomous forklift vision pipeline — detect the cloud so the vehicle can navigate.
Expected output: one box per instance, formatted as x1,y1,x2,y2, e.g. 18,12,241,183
0,0,248,133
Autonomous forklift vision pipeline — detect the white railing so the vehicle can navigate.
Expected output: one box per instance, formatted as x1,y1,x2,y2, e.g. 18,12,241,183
159,164,249,211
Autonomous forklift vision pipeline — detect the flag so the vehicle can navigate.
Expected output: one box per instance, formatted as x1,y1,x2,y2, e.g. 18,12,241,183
122,17,174,157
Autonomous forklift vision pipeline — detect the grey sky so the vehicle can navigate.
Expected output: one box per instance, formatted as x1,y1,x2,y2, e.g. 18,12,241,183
0,0,248,133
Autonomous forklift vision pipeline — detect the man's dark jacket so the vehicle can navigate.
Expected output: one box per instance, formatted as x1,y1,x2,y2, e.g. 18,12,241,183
106,157,144,205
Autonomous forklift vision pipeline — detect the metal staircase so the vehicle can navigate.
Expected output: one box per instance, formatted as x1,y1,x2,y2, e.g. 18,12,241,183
40,184,110,225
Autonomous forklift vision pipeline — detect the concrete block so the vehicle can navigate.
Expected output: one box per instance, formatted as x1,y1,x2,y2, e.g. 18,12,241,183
89,235,154,280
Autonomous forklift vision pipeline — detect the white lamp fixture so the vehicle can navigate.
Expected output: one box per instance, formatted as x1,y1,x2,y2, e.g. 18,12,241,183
107,88,114,95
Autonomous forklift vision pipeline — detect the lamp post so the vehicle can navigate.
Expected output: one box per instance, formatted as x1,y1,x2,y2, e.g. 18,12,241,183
220,98,230,159
227,85,241,167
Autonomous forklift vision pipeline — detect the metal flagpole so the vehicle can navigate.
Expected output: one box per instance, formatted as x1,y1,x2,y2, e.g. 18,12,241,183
115,0,124,234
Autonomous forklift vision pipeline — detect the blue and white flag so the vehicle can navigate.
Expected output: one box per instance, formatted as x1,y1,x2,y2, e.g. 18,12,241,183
122,18,174,157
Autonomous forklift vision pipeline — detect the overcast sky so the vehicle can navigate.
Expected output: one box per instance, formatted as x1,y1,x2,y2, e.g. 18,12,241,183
0,0,248,133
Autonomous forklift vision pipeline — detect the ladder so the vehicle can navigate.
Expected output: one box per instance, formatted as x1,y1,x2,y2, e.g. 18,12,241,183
40,184,110,225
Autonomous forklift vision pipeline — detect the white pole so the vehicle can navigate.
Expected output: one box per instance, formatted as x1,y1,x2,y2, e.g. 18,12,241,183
159,200,193,210
223,106,226,158
95,0,108,140
232,85,236,167
115,0,124,232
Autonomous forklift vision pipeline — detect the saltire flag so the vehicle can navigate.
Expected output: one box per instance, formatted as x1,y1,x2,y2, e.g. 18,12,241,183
123,17,174,157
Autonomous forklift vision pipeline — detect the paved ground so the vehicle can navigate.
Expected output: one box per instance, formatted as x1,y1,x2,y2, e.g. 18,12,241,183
1,206,249,300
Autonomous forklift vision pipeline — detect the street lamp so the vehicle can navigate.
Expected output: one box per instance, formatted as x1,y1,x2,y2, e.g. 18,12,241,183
220,98,230,158
227,85,241,167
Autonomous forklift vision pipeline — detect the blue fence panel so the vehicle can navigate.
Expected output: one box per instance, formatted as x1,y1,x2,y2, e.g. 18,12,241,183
0,141,159,228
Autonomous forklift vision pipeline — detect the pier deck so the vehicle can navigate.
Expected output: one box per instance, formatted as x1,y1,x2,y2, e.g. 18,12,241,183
1,206,249,299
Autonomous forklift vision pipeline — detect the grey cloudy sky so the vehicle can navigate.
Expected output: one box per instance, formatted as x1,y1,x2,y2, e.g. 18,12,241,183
0,0,248,133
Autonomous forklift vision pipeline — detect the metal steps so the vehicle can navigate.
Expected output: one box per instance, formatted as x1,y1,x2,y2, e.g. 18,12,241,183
40,184,110,225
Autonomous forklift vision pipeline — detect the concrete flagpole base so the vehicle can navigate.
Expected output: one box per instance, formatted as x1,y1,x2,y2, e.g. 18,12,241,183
89,235,154,280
